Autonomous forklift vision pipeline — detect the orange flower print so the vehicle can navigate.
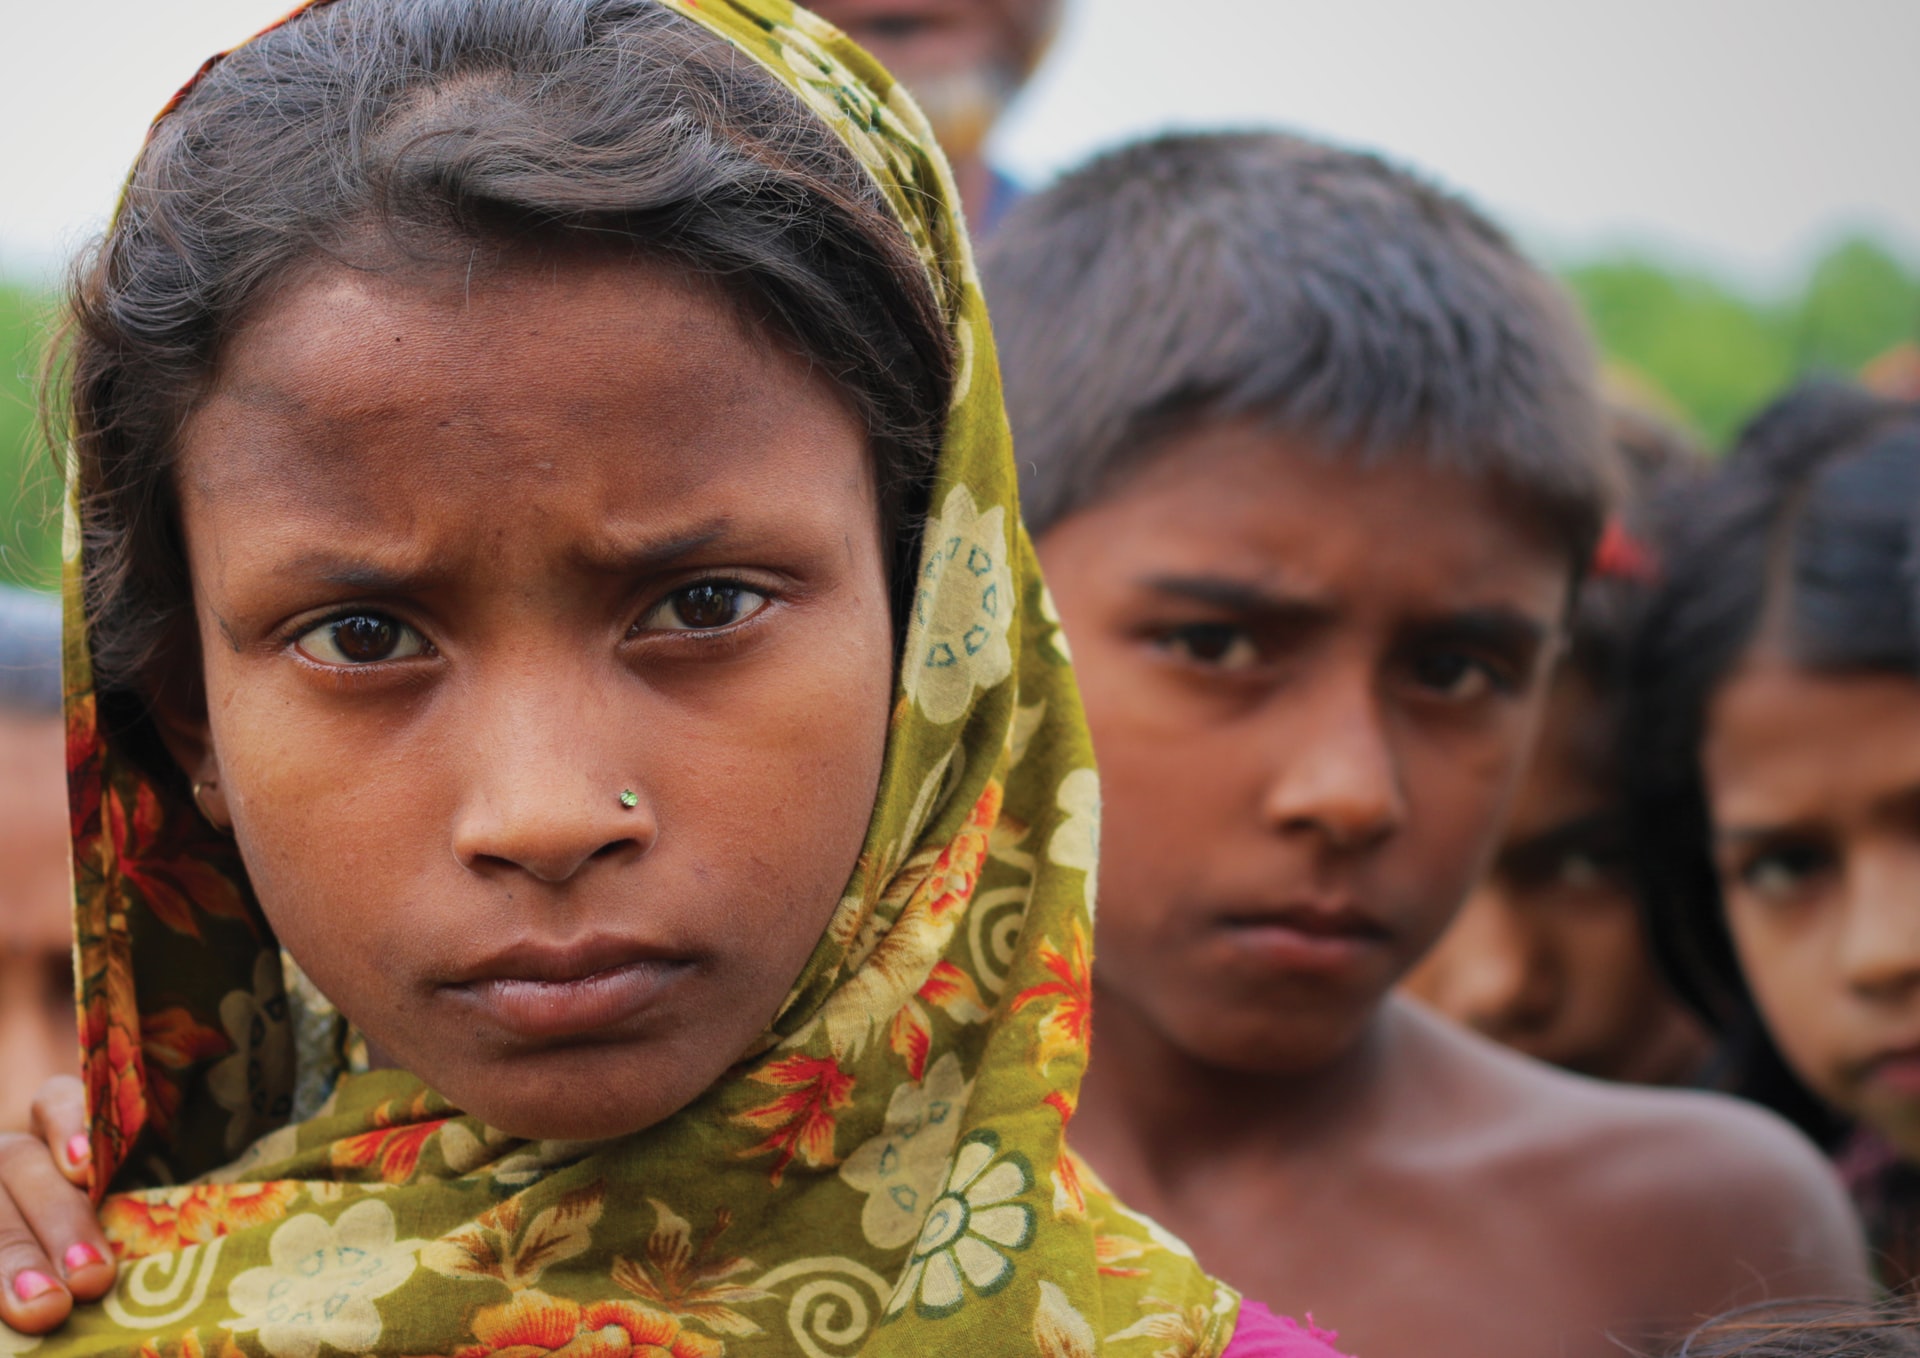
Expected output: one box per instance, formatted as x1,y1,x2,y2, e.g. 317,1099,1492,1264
1043,1092,1086,1221
734,1054,855,1185
1010,920,1092,1073
333,1092,450,1183
138,1007,232,1134
105,781,250,939
886,960,990,1081
81,997,148,1171
66,692,102,842
453,1289,722,1358
103,1182,301,1259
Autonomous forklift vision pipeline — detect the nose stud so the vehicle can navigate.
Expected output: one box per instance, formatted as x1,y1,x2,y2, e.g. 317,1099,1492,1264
618,789,638,809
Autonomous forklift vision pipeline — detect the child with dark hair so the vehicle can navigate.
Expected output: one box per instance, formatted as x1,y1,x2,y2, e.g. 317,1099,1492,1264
1629,381,1920,1287
0,4,1341,1355
982,131,1869,1358
1406,405,1714,1086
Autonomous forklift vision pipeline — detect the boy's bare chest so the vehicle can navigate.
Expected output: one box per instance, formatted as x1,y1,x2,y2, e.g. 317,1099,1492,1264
1137,1159,1667,1358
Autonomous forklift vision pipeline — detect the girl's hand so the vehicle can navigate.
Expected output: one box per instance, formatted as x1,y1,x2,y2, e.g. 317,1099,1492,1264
0,1077,115,1334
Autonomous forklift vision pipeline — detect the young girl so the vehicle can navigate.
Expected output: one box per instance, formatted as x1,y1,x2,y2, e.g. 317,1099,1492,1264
0,2,1339,1353
1630,381,1920,1285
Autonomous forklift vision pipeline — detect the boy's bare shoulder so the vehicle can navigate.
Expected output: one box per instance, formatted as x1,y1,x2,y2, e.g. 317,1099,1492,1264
1394,1001,1868,1298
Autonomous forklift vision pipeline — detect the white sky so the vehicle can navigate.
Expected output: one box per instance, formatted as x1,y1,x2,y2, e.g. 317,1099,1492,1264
3,0,1917,290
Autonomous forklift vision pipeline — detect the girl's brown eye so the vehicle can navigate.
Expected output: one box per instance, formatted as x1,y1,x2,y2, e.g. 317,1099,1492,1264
640,583,770,634
295,612,426,666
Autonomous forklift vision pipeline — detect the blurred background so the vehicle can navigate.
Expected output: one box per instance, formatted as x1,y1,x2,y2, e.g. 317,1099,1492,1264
1,0,1918,590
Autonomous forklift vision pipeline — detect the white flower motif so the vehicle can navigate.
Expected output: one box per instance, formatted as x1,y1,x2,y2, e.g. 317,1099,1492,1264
903,485,1015,725
839,1054,973,1248
1038,585,1072,664
207,952,295,1153
0,1323,40,1357
885,1131,1034,1320
1048,768,1101,917
226,1200,422,1358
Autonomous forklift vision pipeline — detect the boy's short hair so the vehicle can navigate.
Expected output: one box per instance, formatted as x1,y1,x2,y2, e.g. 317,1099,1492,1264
980,131,1611,563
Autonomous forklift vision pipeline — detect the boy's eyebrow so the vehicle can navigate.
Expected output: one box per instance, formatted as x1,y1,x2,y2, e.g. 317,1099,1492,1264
1402,607,1552,658
1137,574,1331,619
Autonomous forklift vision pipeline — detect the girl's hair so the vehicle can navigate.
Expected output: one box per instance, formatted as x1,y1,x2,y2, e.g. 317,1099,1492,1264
1626,380,1920,1143
1665,1300,1920,1357
58,0,953,750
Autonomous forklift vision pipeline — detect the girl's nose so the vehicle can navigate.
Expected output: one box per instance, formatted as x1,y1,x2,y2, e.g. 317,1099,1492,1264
447,669,656,883
1838,843,1920,1000
1430,886,1559,1036
452,784,655,883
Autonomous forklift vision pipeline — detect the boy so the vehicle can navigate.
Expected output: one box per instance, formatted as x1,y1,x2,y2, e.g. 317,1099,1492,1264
981,132,1868,1358
1404,407,1714,1087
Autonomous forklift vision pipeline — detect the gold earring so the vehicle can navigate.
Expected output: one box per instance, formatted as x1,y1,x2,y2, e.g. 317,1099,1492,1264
191,780,227,830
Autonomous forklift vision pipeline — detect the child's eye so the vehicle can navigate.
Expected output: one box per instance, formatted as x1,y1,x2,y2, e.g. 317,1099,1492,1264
639,582,770,633
1738,842,1837,903
1157,623,1260,672
295,613,427,666
1406,650,1504,701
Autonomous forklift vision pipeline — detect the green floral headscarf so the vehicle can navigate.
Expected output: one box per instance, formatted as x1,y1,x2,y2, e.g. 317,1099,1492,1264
28,3,1239,1357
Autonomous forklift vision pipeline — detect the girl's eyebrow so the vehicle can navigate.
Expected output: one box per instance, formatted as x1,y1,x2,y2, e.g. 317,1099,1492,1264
569,522,732,575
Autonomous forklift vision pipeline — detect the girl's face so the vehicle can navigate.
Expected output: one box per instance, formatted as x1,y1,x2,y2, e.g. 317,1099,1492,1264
1705,648,1920,1154
163,254,896,1141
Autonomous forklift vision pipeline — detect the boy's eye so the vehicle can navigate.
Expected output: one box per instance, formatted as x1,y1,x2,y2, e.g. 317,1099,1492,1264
641,583,769,633
295,613,426,666
1738,842,1837,903
1158,623,1260,672
1407,650,1500,701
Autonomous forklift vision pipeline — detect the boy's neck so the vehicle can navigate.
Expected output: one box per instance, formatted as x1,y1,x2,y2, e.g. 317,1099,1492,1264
1074,985,1404,1193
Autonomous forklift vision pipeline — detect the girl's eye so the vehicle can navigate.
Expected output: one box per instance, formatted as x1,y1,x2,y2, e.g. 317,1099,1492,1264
641,583,770,633
295,613,426,666
1408,650,1500,702
1159,623,1260,672
1738,842,1836,903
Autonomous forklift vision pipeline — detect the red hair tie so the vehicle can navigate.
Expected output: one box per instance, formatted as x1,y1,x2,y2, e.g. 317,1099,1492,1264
1592,518,1657,582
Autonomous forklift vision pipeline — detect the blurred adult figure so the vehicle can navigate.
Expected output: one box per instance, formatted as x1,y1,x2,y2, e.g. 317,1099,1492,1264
807,0,1061,231
1406,407,1714,1087
0,586,74,1132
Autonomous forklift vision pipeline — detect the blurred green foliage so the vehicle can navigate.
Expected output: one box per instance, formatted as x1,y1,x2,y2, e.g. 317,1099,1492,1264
0,236,1914,589
0,280,59,592
1565,235,1920,447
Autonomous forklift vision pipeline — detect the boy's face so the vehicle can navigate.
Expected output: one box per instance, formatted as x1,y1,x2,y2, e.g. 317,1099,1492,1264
165,254,894,1142
1405,672,1708,1083
1038,423,1568,1074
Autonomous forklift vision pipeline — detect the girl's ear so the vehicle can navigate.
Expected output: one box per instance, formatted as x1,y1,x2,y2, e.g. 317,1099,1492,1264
148,641,230,830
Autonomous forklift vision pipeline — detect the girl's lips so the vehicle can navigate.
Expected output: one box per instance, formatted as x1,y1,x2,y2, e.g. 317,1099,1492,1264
447,945,694,1041
1864,1049,1920,1099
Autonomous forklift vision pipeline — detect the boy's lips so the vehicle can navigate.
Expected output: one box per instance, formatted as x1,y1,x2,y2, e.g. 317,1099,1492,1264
1208,902,1394,976
443,937,695,1041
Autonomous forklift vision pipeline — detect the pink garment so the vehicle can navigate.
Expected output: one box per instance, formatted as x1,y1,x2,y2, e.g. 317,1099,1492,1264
1223,1299,1353,1358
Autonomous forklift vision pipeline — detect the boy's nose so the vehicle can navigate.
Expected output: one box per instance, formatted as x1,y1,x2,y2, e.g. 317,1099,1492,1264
448,671,656,884
1258,683,1406,852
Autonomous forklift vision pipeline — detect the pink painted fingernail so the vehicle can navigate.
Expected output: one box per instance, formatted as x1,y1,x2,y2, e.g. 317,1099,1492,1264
63,1243,102,1272
66,1135,90,1167
12,1270,56,1302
